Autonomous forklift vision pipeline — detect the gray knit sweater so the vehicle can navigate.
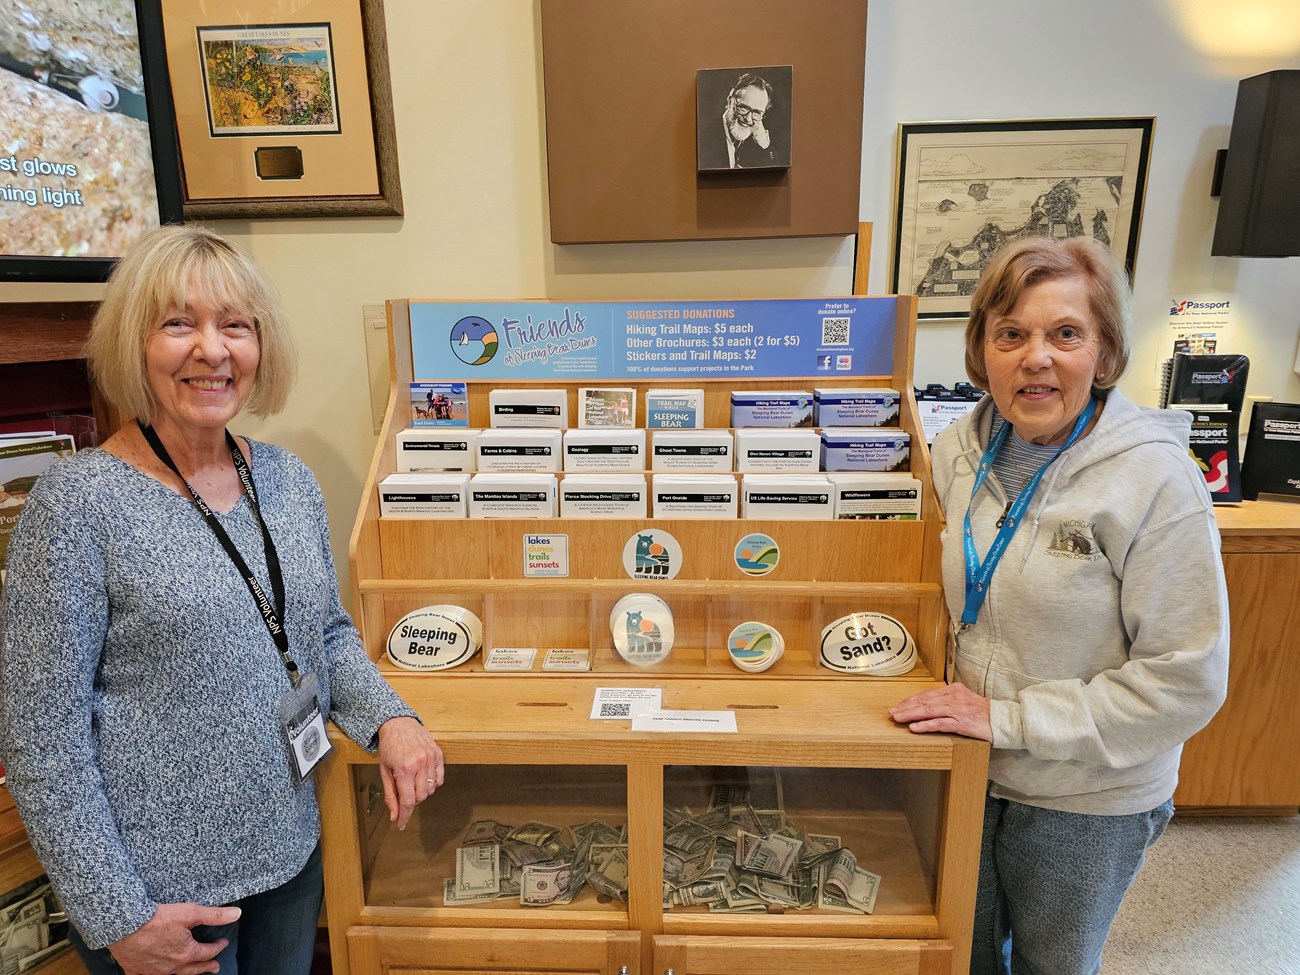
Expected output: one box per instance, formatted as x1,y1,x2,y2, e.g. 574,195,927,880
0,442,415,949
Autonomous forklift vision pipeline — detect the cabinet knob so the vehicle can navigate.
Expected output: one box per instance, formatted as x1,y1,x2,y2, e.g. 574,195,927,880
617,968,629,975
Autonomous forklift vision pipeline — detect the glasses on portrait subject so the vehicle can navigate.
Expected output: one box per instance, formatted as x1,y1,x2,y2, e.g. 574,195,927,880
731,99,765,122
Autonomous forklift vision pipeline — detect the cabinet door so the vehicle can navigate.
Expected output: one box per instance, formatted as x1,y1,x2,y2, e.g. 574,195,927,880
653,934,952,975
348,926,639,975
1175,552,1300,808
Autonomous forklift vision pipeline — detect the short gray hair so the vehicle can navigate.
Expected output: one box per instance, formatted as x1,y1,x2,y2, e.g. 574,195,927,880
964,236,1132,391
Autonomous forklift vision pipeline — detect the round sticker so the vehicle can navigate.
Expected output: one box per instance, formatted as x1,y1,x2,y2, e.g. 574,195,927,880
387,605,484,672
734,532,779,577
621,529,683,581
726,621,785,673
610,593,675,666
818,612,916,676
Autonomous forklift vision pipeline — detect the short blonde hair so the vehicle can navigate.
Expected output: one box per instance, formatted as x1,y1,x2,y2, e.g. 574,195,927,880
87,225,296,423
964,236,1131,391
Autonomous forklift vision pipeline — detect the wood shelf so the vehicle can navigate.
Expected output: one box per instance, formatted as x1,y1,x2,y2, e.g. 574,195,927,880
324,287,986,975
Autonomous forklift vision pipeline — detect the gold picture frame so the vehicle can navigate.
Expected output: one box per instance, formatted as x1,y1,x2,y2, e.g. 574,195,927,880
160,0,402,218
890,117,1154,320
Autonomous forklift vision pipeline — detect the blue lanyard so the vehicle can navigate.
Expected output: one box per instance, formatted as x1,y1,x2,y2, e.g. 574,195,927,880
960,398,1097,628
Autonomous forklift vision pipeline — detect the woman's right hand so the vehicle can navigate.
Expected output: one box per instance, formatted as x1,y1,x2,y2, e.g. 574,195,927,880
107,902,241,975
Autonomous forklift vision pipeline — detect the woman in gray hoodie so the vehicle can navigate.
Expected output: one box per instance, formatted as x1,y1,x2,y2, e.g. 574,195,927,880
891,236,1228,975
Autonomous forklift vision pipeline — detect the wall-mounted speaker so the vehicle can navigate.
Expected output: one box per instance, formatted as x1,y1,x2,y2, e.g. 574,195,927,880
1212,70,1300,258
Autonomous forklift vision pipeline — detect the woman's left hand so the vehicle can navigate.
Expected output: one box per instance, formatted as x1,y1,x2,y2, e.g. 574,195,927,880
377,716,445,830
889,683,993,741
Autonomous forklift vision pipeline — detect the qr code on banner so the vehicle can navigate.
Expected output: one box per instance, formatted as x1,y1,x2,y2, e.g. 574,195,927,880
821,317,850,346
599,703,632,718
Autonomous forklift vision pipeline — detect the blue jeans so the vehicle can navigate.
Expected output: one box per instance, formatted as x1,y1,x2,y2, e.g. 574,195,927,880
68,843,323,975
971,794,1174,975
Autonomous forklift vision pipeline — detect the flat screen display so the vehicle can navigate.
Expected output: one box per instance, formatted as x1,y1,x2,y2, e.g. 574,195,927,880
0,0,182,282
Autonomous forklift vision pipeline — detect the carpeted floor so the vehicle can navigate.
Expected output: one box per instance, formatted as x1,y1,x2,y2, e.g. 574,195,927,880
1103,814,1300,975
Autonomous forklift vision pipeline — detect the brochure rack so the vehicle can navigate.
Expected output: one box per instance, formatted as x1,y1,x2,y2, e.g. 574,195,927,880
323,294,989,975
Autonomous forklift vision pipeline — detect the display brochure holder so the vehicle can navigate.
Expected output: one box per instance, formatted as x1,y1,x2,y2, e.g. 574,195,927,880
1163,352,1250,504
321,292,990,975
1241,401,1300,502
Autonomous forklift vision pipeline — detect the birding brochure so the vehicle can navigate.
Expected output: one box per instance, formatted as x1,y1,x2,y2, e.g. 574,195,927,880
1,434,76,584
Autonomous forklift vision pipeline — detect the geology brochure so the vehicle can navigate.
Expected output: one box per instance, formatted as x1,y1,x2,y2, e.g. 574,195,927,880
1241,402,1300,502
409,298,898,382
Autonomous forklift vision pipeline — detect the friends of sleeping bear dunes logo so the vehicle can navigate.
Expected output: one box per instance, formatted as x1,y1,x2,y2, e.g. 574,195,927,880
450,316,499,366
1046,520,1102,561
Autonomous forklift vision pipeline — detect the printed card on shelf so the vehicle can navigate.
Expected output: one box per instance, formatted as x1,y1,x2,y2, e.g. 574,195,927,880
484,647,537,671
542,647,592,671
578,387,637,428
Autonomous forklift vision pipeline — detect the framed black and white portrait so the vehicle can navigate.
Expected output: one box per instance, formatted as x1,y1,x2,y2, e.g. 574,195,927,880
696,65,792,172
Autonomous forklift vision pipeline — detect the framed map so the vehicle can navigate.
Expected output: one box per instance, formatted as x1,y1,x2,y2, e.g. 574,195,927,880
890,118,1155,320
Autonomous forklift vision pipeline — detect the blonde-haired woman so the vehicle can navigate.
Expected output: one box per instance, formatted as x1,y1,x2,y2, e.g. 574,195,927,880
1,226,443,975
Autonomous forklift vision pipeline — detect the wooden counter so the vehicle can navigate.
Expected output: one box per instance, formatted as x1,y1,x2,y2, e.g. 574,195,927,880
1174,500,1300,813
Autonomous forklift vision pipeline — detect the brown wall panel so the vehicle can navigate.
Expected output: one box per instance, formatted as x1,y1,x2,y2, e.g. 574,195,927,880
541,0,867,243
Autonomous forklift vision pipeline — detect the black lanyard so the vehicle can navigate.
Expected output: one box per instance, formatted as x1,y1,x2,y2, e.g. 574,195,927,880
138,422,300,687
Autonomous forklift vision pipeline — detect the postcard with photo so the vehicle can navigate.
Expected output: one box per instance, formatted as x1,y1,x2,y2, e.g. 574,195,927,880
579,387,636,429
696,65,793,172
199,23,340,136
410,382,469,427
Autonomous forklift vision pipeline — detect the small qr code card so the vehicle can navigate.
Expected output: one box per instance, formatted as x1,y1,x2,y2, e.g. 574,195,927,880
590,686,662,720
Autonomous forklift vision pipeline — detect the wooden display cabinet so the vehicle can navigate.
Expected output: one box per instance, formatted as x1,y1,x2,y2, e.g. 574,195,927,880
322,293,988,975
1175,502,1300,812
1,301,101,975
0,791,85,975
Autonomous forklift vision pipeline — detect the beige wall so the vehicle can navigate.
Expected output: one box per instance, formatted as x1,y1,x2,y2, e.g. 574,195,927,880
6,0,1300,601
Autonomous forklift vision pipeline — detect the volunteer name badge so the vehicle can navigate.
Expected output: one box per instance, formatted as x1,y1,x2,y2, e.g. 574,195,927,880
387,605,484,672
279,671,332,786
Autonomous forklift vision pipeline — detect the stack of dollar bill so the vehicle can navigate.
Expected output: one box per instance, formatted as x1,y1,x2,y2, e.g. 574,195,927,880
662,785,881,914
0,877,71,972
445,819,629,908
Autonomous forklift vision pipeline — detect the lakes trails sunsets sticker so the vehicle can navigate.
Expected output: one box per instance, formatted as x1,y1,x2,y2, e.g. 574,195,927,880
734,532,779,576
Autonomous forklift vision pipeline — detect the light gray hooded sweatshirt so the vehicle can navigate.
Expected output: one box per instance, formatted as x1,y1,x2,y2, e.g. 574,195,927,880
931,388,1230,815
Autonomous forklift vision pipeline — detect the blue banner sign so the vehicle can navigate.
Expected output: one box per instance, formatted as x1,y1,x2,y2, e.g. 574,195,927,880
409,298,898,381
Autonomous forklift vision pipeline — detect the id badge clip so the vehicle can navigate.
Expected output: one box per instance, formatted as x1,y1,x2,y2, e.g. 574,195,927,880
278,671,332,786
